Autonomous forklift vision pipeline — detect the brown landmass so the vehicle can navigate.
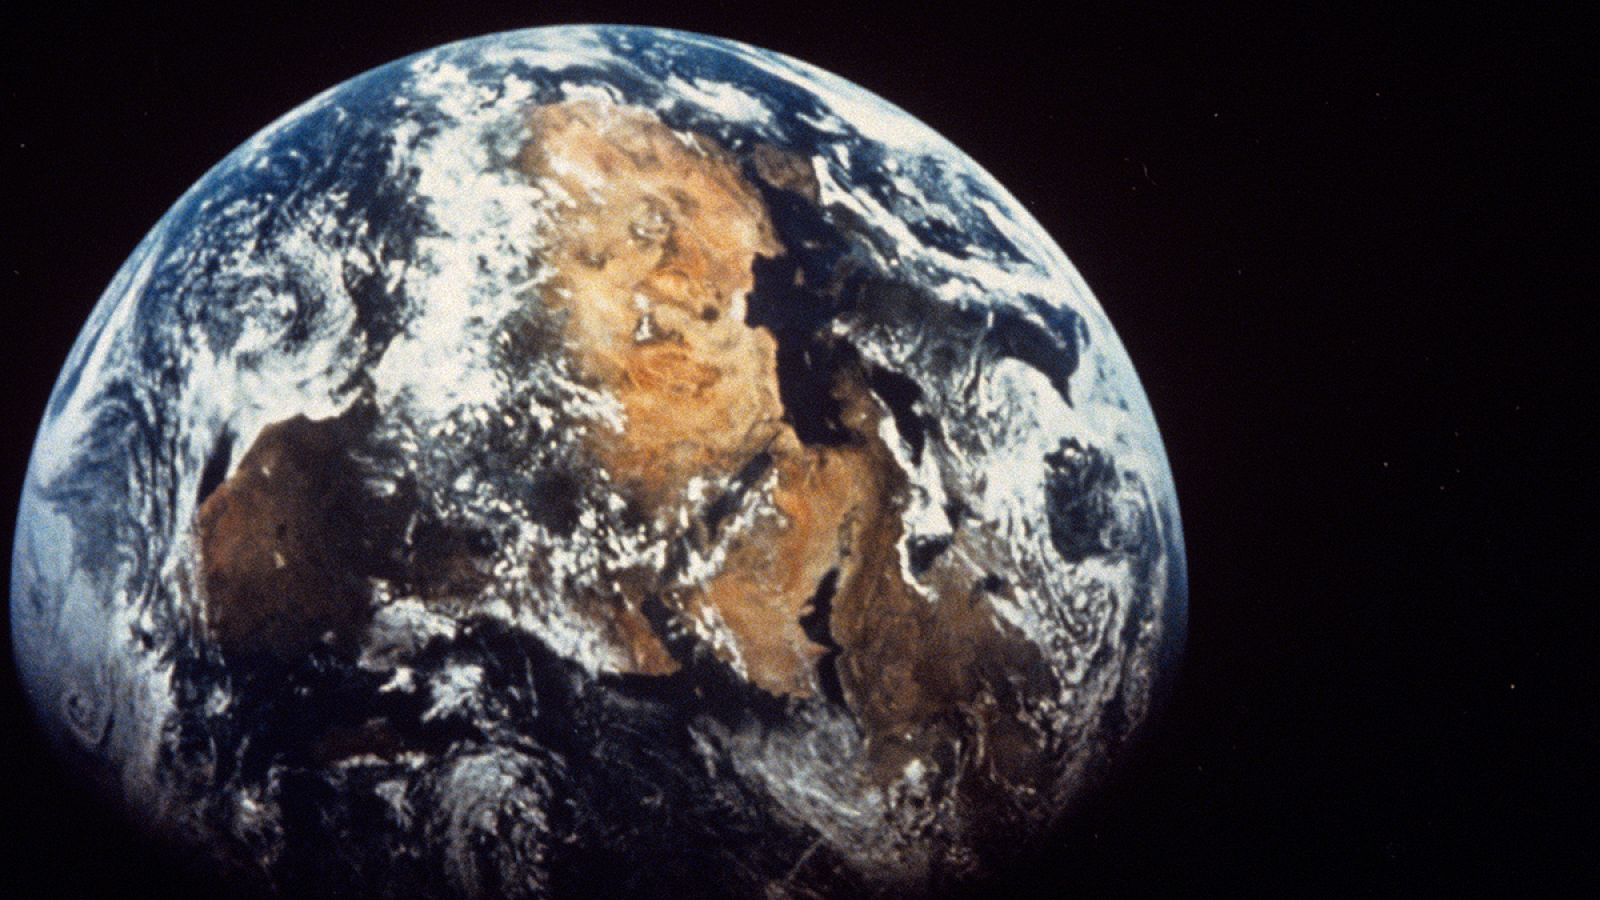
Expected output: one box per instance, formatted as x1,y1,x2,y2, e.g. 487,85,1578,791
195,411,376,660
522,97,1051,788
521,99,860,697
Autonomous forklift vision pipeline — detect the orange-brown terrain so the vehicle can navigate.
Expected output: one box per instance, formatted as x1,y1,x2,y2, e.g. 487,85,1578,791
522,97,1050,787
520,99,868,697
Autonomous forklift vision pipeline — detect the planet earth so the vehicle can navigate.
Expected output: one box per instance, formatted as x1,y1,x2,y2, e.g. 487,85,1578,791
10,25,1186,898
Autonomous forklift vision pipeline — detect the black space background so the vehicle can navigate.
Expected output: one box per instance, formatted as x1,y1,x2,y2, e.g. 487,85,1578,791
1,3,1592,896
